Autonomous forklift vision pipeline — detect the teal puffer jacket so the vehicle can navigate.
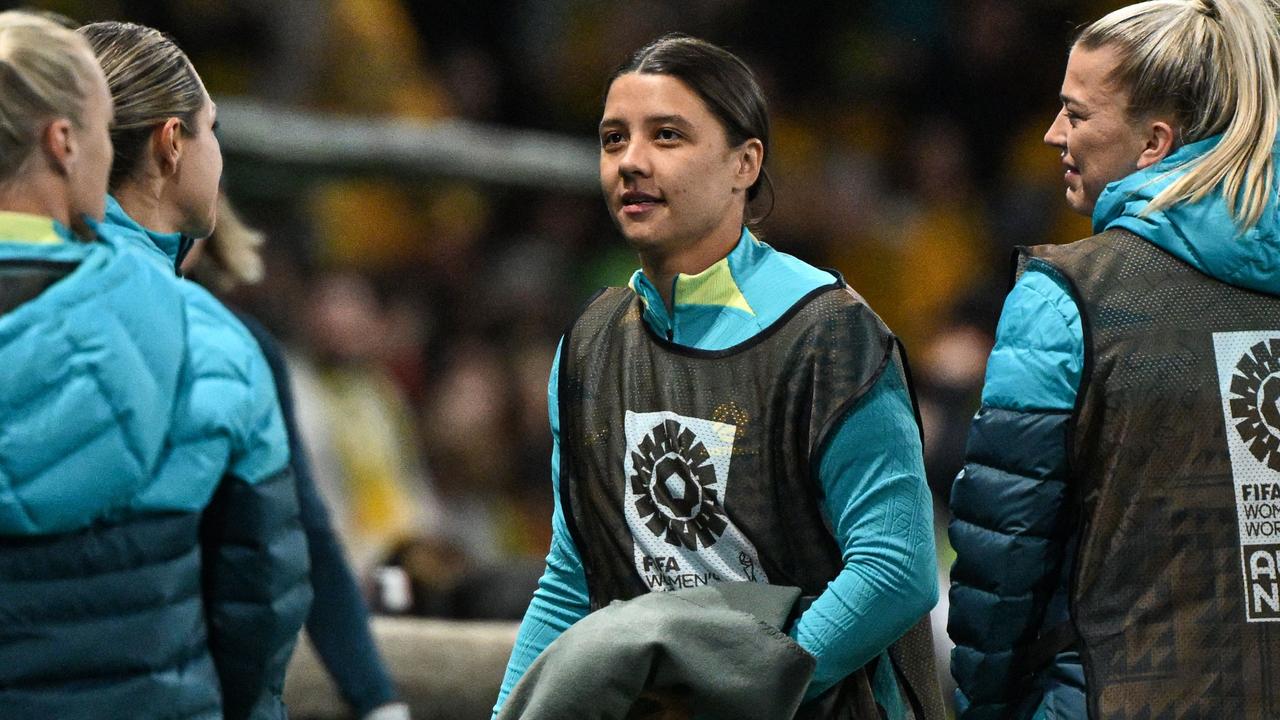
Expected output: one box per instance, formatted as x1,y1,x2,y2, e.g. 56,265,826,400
0,205,311,720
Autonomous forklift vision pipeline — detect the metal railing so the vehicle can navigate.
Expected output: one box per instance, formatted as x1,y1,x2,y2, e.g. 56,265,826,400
218,97,599,194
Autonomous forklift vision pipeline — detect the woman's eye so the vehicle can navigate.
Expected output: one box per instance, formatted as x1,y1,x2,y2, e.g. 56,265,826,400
656,128,680,142
601,131,623,147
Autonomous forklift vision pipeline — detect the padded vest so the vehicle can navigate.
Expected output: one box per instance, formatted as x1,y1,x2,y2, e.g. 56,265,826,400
1024,230,1280,720
0,511,221,718
558,282,944,720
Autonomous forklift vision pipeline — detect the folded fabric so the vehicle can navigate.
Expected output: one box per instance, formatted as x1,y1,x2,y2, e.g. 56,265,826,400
497,582,814,720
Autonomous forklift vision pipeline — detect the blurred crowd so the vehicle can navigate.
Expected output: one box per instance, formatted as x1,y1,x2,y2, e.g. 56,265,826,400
20,0,1116,622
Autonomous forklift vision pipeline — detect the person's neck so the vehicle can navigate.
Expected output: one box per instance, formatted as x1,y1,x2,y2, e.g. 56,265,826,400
0,176,71,228
113,183,181,235
639,222,742,313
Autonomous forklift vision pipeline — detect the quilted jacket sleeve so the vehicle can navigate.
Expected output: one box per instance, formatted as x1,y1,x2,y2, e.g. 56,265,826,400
192,295,312,720
947,266,1083,720
202,465,311,720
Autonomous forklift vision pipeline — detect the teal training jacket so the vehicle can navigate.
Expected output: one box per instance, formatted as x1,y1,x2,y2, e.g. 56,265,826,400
0,202,311,720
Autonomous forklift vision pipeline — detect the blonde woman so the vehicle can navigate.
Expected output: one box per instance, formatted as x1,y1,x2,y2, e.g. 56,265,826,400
67,20,308,720
78,20,219,266
0,11,307,720
948,1,1280,718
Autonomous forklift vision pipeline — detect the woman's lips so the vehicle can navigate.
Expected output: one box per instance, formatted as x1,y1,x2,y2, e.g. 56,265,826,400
621,192,662,216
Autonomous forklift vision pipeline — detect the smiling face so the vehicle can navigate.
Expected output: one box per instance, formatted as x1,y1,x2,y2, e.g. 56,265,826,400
1044,44,1156,216
599,72,758,261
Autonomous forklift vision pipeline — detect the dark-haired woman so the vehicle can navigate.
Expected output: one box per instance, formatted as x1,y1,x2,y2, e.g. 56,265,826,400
494,34,941,719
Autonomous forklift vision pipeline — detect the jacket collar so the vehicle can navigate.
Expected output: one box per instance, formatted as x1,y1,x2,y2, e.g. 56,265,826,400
629,226,759,342
103,195,193,272
0,211,77,245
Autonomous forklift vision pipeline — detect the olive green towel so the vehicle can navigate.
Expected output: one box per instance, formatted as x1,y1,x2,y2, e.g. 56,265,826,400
497,583,814,720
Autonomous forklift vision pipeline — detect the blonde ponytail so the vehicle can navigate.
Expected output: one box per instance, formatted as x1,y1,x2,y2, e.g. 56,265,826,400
0,12,101,182
1078,0,1280,229
187,194,266,291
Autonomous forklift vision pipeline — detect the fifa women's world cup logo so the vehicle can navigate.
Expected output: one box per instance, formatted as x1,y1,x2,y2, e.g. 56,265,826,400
623,410,767,591
1215,333,1280,622
1227,338,1280,470
629,417,728,549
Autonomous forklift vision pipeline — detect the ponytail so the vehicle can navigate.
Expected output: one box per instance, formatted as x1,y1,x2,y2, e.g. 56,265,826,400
1079,0,1280,229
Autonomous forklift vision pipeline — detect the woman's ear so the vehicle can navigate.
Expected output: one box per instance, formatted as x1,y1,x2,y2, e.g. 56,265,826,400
734,138,764,192
151,117,185,177
1136,119,1178,171
41,118,76,176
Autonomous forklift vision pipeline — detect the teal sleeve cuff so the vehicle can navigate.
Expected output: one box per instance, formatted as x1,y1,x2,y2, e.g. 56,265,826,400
981,266,1084,412
791,365,938,701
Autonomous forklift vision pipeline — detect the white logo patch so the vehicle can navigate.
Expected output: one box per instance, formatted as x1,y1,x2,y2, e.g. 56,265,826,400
623,410,767,591
1214,332,1280,622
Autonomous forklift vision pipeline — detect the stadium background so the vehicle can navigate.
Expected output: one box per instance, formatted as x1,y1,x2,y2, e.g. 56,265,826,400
4,0,1125,716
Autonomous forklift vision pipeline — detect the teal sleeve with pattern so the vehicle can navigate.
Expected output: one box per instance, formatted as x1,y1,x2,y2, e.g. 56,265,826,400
791,363,939,701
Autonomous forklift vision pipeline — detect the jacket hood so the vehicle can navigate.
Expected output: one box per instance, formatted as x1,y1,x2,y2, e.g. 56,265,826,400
1093,135,1280,296
0,238,186,534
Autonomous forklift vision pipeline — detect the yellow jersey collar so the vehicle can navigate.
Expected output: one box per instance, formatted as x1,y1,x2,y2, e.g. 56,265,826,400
630,227,758,319
0,212,71,245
